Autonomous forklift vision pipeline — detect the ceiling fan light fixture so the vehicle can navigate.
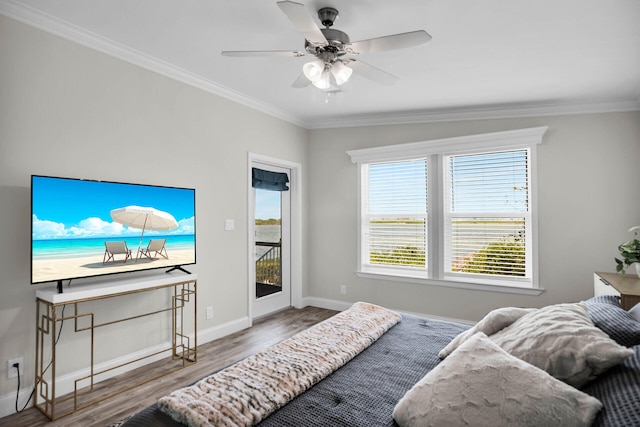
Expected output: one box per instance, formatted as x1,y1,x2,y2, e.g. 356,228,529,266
223,3,433,91
303,59,325,82
330,61,353,85
312,69,331,89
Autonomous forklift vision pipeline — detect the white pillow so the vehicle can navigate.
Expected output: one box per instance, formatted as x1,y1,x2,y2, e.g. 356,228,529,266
490,302,634,387
394,333,603,427
438,306,535,359
629,302,640,321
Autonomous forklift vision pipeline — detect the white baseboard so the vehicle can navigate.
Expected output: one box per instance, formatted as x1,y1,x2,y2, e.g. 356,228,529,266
396,308,475,326
0,316,250,419
0,340,175,419
0,386,33,420
197,316,251,345
302,296,352,312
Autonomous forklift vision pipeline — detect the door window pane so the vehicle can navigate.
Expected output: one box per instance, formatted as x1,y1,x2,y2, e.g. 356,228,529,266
255,189,282,298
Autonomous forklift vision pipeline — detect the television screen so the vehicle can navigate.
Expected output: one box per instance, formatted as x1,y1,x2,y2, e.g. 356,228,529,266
31,175,196,285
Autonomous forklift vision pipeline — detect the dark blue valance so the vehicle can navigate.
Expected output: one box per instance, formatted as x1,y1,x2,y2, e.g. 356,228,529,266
252,168,289,191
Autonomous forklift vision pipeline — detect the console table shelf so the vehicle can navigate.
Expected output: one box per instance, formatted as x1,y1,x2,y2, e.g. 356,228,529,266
34,274,197,420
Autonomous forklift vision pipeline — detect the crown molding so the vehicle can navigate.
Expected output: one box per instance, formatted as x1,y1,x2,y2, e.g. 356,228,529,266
307,98,640,129
0,0,310,128
2,0,638,131
347,126,548,163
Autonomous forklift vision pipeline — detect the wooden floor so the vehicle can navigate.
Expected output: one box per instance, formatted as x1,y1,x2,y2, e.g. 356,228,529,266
1,306,338,427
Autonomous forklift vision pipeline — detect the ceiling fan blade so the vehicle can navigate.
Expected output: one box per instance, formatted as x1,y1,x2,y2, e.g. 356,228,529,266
348,59,398,86
292,73,311,88
349,30,432,54
277,1,327,45
221,50,306,57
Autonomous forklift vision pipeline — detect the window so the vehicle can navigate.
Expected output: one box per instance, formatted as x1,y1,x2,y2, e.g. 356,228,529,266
347,127,547,293
365,160,428,271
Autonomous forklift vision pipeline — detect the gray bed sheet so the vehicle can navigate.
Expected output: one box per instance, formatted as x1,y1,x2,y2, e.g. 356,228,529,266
120,313,468,427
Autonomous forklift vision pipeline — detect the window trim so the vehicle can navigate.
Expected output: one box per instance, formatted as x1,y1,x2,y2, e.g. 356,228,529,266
347,127,548,295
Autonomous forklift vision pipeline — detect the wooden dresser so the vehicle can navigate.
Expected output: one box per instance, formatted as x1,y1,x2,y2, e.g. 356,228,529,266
594,271,640,310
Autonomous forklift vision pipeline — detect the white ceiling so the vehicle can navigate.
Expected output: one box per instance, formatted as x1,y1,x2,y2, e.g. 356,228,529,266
2,0,640,129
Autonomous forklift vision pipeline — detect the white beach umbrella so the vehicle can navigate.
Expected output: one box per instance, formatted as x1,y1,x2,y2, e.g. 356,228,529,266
110,205,178,251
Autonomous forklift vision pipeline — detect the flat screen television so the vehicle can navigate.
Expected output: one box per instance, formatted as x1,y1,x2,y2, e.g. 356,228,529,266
31,175,196,290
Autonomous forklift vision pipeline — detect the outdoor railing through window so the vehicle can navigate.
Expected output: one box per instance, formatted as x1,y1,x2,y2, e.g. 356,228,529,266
256,241,281,286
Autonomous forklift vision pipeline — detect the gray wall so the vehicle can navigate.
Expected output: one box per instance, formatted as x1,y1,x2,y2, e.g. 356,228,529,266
0,16,308,398
307,113,640,321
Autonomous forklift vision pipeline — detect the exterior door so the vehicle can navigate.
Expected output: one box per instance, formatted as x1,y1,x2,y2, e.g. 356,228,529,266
251,162,291,318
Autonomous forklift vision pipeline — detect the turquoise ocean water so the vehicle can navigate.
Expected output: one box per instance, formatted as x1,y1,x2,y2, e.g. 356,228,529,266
32,234,195,260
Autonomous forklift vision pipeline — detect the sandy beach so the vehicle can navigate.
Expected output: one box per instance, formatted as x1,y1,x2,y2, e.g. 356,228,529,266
32,248,196,283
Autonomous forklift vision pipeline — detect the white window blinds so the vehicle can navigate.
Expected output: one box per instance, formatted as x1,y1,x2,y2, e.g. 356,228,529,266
444,149,530,278
364,160,427,269
348,126,546,291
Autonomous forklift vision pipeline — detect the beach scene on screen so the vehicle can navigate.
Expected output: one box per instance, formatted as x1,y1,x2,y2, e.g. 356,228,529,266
31,177,195,284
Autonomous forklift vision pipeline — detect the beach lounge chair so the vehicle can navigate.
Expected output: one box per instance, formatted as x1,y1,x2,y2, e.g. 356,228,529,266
139,239,168,260
103,241,132,264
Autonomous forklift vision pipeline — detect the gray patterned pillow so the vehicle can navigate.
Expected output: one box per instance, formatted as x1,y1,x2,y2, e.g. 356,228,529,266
490,302,634,387
585,296,640,346
394,333,602,427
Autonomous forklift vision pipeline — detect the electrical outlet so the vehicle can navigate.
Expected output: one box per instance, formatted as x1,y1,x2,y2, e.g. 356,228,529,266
340,285,347,295
205,306,214,320
8,357,23,379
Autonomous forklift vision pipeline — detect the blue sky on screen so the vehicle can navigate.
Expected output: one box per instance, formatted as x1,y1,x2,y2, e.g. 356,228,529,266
32,176,195,239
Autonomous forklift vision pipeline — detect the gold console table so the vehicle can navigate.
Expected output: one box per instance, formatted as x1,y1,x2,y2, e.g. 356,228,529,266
34,274,197,420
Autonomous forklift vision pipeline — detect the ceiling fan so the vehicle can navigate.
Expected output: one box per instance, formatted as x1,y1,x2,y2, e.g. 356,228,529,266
221,1,432,90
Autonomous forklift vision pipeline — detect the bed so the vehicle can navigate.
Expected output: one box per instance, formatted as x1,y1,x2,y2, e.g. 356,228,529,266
120,296,640,427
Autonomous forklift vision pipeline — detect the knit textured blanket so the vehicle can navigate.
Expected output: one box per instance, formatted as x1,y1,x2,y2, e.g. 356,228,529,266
157,302,401,427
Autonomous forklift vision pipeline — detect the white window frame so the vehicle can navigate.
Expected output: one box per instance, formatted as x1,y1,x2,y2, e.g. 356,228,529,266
347,127,548,296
